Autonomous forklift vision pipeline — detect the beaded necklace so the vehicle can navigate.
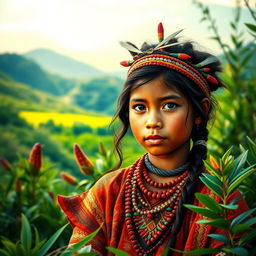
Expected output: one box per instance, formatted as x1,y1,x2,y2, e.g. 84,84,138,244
124,155,189,256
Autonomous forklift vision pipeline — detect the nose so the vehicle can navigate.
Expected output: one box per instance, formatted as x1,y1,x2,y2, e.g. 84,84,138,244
145,110,162,129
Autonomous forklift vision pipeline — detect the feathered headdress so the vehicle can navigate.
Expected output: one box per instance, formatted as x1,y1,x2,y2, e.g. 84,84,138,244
119,22,224,97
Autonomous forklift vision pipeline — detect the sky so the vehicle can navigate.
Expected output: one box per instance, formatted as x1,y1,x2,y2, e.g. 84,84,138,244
0,0,254,71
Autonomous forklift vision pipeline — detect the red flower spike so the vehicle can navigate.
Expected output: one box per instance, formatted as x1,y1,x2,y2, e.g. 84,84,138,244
15,178,22,193
29,143,42,173
0,158,11,172
60,172,78,185
74,144,94,175
206,74,218,84
203,67,210,72
158,22,164,43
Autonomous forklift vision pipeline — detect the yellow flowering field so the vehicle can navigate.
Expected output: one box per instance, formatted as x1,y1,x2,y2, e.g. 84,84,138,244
19,111,112,128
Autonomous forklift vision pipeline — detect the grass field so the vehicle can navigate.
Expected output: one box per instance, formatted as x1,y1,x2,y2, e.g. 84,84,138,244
19,111,113,128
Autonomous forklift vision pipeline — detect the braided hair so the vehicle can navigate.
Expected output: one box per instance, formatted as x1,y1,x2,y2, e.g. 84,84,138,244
111,38,223,252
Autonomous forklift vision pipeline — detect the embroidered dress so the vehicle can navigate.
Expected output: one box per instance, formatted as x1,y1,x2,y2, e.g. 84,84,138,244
58,157,248,256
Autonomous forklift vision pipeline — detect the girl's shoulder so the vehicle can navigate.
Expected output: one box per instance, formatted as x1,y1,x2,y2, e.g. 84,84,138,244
92,166,131,192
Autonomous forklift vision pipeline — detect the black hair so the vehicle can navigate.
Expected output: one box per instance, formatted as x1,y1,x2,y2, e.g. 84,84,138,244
111,38,223,253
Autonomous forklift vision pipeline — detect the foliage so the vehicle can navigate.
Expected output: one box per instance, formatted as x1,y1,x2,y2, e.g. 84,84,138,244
173,147,256,255
239,137,256,210
0,143,71,246
0,214,67,256
0,141,120,255
0,214,99,256
193,0,256,156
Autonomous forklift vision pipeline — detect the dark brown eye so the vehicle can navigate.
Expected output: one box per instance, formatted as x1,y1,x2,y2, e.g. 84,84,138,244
133,104,146,112
163,102,178,110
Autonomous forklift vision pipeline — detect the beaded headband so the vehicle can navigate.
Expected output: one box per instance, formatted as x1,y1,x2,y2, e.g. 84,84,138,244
120,23,222,97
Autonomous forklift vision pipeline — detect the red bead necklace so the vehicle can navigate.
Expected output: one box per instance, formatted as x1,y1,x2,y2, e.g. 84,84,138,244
124,155,189,256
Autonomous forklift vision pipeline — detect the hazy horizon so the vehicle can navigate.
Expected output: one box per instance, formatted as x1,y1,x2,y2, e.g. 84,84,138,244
0,0,254,71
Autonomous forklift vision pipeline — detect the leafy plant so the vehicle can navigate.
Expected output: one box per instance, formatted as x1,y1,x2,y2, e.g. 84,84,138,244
239,137,256,210
0,143,69,247
0,214,100,256
173,148,256,255
0,214,67,256
193,0,256,156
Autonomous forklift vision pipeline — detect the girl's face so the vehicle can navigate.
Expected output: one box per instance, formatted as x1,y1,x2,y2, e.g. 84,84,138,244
129,76,194,159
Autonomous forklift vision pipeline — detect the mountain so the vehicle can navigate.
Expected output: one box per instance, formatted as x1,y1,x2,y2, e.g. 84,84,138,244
0,70,85,113
24,48,104,79
0,53,76,95
68,76,124,115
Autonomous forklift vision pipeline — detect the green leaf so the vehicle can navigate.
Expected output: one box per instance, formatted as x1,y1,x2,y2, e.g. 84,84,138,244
223,160,235,176
195,193,223,213
231,208,256,227
184,205,220,219
238,229,256,246
228,166,256,194
221,147,233,164
223,247,248,256
202,173,223,189
0,240,16,256
245,23,256,32
20,214,32,251
230,22,236,30
15,244,27,256
228,151,248,183
0,248,10,256
60,225,102,256
37,223,69,256
106,247,131,256
208,233,230,245
220,203,238,210
171,248,219,255
243,216,256,226
232,224,251,235
240,52,254,67
199,176,223,198
197,218,229,230
229,164,255,184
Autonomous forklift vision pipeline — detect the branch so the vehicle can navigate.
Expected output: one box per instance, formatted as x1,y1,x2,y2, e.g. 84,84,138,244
244,0,256,22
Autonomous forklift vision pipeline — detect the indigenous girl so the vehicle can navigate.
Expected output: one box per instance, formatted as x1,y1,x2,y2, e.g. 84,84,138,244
58,23,248,255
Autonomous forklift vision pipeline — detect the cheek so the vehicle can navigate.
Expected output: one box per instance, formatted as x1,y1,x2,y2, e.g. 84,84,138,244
166,115,193,134
129,113,143,139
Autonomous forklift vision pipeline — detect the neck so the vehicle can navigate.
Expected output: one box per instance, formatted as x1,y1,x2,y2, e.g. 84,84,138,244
148,140,190,171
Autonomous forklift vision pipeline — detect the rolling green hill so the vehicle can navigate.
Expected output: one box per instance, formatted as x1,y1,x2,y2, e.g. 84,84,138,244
0,53,77,95
70,76,123,115
0,53,124,114
0,71,86,113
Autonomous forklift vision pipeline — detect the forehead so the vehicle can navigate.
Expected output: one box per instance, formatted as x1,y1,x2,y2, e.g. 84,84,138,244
130,76,183,99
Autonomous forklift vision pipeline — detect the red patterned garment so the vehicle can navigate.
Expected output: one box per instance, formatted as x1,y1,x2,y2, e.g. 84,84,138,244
58,164,248,256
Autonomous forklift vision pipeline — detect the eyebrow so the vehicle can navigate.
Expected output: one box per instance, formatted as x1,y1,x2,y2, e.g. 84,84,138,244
130,95,182,102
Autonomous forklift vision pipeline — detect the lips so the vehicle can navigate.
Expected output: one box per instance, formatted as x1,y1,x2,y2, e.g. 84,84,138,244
145,135,166,145
146,135,165,140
